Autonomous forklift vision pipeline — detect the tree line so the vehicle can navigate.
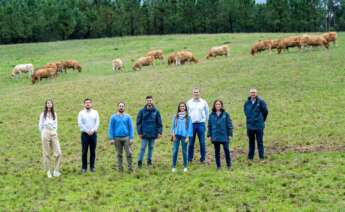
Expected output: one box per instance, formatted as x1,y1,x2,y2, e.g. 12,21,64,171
0,0,344,44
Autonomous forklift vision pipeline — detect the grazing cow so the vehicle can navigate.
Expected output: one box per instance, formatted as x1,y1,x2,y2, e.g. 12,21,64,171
206,45,229,59
175,51,198,65
251,40,273,55
277,36,303,54
300,35,329,49
167,53,177,65
61,60,82,72
132,56,155,71
31,68,58,84
112,58,124,71
11,64,34,79
146,49,164,61
322,32,337,46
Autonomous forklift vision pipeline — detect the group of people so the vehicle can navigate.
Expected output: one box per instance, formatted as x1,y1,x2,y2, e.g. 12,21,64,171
38,88,268,178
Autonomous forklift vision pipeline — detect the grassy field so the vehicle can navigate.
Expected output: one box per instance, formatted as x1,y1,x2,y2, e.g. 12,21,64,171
0,33,344,211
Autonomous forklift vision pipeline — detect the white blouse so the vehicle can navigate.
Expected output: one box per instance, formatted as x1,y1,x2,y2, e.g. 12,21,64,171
39,112,58,132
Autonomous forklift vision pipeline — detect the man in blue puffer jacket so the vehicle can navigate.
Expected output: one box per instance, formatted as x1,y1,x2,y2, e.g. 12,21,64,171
136,96,163,168
244,88,269,161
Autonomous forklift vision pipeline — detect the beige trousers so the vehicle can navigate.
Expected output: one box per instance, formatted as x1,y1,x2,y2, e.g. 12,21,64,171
41,129,62,172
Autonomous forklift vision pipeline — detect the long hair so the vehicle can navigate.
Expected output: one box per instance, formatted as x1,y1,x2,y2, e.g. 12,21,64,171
212,99,225,113
43,99,56,120
176,101,189,129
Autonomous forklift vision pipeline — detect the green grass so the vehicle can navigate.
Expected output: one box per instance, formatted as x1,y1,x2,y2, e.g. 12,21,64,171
0,33,344,211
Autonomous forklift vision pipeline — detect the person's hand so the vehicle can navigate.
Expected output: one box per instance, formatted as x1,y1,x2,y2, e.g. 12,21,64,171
208,137,211,142
185,137,189,143
129,140,133,145
110,140,115,145
172,135,176,142
139,134,142,139
158,134,162,138
88,130,94,136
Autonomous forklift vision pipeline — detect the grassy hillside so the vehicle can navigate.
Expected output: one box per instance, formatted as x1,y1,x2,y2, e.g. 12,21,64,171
0,33,344,211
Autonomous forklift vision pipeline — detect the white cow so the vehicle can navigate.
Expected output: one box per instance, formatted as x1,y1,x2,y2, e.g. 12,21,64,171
11,64,34,79
112,58,123,71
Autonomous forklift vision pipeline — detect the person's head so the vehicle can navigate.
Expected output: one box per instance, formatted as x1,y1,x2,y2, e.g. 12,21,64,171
84,98,92,110
192,88,201,99
177,102,187,113
146,96,154,108
43,99,56,120
250,88,257,99
212,99,225,113
118,102,125,113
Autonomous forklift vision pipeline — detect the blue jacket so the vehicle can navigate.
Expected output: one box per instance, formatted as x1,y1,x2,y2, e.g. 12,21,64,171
170,115,193,138
244,97,268,130
108,113,134,141
207,111,233,143
136,106,163,139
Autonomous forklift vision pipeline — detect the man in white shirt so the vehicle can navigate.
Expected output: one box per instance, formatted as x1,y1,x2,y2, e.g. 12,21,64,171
187,88,209,163
78,98,100,173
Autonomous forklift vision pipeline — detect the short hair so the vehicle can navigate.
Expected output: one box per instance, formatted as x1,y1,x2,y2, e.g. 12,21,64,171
84,98,92,103
146,96,153,100
118,101,125,106
192,87,200,92
250,88,257,93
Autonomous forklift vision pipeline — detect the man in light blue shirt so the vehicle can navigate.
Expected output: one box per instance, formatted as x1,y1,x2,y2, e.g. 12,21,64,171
186,88,209,163
108,102,134,172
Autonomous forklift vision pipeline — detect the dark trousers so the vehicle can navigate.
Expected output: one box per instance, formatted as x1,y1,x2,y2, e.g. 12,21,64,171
213,142,231,168
247,129,264,160
81,132,97,170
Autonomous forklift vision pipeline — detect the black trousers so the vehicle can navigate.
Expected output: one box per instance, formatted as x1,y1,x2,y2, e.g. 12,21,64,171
247,129,264,160
81,132,97,169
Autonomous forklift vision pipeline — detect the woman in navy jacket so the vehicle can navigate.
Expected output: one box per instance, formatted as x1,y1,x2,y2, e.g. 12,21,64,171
207,99,233,170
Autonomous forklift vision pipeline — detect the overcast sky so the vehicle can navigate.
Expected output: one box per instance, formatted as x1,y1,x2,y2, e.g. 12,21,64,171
256,0,267,3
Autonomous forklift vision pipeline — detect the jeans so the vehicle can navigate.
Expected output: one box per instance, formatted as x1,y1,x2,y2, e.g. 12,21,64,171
172,135,188,168
81,132,97,170
247,129,264,160
213,142,231,168
138,138,155,162
188,122,206,162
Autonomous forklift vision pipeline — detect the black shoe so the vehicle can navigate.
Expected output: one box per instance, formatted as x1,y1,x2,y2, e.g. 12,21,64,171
138,161,142,168
82,169,87,174
147,160,152,166
227,166,232,171
216,167,221,171
90,168,95,172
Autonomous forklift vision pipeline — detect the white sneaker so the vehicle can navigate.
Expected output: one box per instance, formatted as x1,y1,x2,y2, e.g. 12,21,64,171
47,171,52,178
53,170,61,177
172,168,176,172
183,168,188,172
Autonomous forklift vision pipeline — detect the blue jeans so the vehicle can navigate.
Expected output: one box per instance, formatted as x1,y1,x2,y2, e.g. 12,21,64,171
188,122,206,162
172,135,188,168
138,138,155,162
247,129,264,160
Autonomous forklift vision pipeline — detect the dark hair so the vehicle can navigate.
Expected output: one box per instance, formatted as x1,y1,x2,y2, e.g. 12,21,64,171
84,98,92,103
176,102,189,129
43,99,56,120
146,96,153,100
212,99,225,113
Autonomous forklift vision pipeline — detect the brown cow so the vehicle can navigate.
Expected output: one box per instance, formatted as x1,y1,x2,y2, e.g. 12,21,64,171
175,51,198,65
251,40,273,55
300,35,329,49
206,45,229,59
322,32,337,46
61,60,82,72
32,68,58,84
277,36,302,54
146,49,164,60
132,56,155,71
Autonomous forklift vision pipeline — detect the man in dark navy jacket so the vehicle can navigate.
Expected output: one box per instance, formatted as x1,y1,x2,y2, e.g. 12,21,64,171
244,88,268,161
136,96,163,168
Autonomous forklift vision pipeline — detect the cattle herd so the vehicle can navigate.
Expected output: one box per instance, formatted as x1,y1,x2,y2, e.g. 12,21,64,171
10,32,336,84
251,32,337,55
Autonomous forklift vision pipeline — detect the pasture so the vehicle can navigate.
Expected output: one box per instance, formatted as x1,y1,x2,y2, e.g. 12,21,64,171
0,33,344,211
